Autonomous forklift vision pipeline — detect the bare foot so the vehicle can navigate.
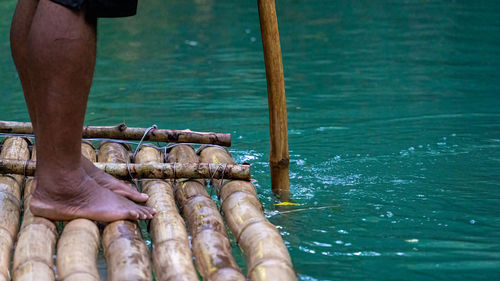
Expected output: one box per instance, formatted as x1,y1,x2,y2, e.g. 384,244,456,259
81,155,148,203
30,166,156,222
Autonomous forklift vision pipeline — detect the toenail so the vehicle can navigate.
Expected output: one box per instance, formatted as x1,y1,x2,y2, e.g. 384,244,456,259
141,193,149,198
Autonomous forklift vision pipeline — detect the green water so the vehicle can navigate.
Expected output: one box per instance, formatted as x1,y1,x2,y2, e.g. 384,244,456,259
1,0,500,280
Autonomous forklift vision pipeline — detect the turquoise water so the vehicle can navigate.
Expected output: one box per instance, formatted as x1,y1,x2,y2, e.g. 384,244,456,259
1,0,500,280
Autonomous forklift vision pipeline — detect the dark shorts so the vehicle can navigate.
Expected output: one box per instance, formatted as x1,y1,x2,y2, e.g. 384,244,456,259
50,0,138,18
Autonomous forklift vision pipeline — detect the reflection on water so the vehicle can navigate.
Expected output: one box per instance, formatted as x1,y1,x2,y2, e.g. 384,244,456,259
1,0,499,280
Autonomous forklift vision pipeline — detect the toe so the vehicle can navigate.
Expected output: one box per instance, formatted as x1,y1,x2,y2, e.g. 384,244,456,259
114,183,148,203
144,206,156,215
140,206,156,219
138,209,147,220
86,163,148,203
128,210,140,220
144,209,154,219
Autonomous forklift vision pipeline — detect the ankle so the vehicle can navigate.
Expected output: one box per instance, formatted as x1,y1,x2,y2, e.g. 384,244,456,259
36,155,82,173
33,166,91,201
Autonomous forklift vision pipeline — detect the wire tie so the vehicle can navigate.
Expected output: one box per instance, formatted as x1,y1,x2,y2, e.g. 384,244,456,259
132,124,158,160
126,160,134,181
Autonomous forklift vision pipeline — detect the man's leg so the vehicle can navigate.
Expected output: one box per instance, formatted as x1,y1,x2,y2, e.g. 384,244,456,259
11,0,148,204
10,0,38,131
23,0,154,221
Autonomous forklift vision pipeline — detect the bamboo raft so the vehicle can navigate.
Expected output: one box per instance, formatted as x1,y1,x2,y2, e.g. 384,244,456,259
0,127,296,281
2,0,294,278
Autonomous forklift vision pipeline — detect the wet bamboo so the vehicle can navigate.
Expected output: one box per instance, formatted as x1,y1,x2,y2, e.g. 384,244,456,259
0,120,231,146
258,0,290,197
135,146,198,281
56,142,101,281
199,146,296,281
0,137,30,281
99,142,152,281
0,159,250,180
169,145,245,281
12,145,57,281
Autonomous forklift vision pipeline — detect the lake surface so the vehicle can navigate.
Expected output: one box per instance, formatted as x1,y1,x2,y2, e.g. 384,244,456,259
1,0,499,280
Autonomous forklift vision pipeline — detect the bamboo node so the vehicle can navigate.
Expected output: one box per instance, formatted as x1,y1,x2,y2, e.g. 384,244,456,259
117,123,127,132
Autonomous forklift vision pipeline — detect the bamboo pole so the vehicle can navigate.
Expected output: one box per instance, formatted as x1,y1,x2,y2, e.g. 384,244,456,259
135,146,199,281
12,195,57,281
103,221,151,281
169,145,245,281
199,146,296,281
0,159,250,180
12,146,57,281
99,142,152,281
258,0,290,197
12,201,57,281
56,142,101,281
57,219,101,281
82,141,97,162
0,137,30,281
0,121,231,146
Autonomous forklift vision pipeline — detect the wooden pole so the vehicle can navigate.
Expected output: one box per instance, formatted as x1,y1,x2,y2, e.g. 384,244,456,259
0,121,231,146
258,0,290,197
0,159,250,180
